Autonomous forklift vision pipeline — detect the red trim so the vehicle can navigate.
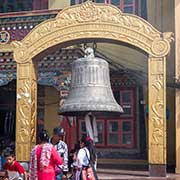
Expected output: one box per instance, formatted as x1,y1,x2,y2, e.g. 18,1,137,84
60,116,76,151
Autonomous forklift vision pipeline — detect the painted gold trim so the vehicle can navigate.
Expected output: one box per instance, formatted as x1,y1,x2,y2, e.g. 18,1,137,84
0,43,15,52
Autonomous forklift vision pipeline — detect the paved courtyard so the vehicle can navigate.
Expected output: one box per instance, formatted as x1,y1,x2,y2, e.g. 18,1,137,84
1,168,180,179
97,169,180,180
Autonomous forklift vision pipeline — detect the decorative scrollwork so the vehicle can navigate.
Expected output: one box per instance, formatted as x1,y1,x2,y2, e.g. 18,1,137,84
0,31,10,44
12,41,30,63
149,57,166,164
10,1,173,63
151,38,170,57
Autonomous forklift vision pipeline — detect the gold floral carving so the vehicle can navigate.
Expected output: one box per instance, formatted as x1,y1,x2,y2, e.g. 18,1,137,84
0,43,15,52
148,57,166,164
16,143,30,161
16,78,31,161
30,68,37,149
150,144,164,163
10,1,172,64
16,63,37,161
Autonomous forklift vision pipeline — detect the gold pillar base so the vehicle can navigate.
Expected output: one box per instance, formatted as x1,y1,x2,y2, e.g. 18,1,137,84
176,168,180,174
149,164,166,177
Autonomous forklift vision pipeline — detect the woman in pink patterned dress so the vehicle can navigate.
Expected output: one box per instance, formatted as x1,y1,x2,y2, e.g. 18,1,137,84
29,130,63,180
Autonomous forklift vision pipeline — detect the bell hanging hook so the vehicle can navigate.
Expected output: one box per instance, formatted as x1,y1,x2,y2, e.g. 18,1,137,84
93,42,97,53
84,47,95,58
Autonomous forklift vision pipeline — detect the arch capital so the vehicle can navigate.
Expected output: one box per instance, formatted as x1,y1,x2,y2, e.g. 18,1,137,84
151,32,174,57
12,41,31,63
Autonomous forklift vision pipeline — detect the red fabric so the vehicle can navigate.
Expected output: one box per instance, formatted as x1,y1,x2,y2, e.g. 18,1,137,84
36,145,63,180
61,116,76,151
4,161,25,174
82,166,96,180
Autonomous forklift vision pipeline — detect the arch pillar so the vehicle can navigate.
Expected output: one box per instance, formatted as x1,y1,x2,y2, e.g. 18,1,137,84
16,60,37,161
148,56,166,176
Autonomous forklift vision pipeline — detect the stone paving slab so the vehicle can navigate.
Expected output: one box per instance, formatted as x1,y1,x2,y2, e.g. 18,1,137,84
97,169,180,180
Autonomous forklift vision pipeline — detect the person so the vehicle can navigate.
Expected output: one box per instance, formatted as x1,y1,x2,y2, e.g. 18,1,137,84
68,142,80,180
85,137,97,170
75,136,90,180
76,136,98,180
3,151,27,180
50,127,68,180
29,130,63,180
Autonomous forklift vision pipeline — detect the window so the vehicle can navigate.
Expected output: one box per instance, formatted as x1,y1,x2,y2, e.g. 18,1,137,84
107,120,119,145
114,89,134,117
79,118,134,148
0,0,33,13
78,87,136,148
71,0,138,14
111,0,120,6
0,0,49,13
78,119,105,146
74,0,88,4
96,0,105,3
111,0,137,14
96,120,105,146
79,120,87,138
122,120,133,145
107,119,134,147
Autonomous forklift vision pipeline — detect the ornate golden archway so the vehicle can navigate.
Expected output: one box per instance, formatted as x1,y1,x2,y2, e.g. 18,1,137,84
0,1,173,177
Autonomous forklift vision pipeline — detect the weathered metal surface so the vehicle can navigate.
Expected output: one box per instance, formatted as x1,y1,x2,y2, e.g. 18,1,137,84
59,48,123,116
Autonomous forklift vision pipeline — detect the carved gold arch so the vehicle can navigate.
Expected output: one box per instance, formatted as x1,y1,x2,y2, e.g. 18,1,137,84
12,2,172,62
2,1,172,177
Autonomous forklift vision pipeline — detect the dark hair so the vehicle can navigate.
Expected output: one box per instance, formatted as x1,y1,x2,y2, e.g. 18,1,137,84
39,130,49,142
88,140,97,163
80,135,88,146
53,127,64,136
74,141,80,151
81,136,97,163
4,150,15,158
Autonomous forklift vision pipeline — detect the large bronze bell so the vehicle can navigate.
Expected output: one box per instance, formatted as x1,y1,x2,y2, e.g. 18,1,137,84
59,47,123,116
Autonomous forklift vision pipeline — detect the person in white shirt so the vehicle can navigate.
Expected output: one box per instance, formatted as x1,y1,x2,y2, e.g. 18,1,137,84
75,136,90,180
50,127,68,180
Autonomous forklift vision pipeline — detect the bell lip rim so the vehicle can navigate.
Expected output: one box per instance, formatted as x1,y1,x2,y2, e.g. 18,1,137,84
59,106,123,112
59,107,124,114
58,110,124,117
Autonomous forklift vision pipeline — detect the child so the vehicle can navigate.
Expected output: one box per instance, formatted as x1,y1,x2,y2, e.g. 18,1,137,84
3,151,27,180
